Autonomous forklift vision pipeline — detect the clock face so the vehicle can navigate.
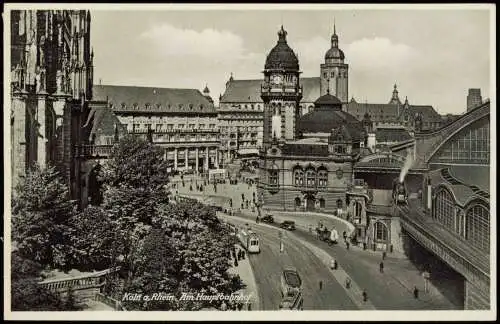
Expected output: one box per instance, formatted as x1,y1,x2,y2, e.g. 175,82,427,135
272,75,283,84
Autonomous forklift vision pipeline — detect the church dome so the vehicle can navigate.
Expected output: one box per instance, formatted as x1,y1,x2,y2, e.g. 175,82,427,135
314,92,342,106
264,26,299,71
324,47,345,60
324,26,345,61
297,93,364,139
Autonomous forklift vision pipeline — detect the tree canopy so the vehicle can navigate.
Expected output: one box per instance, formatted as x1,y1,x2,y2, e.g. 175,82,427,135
11,164,77,270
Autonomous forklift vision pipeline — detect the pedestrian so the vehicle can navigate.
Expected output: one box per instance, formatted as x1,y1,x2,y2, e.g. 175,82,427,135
242,250,246,259
346,241,350,250
342,231,347,241
362,290,368,302
221,301,227,311
345,277,351,289
237,303,243,311
413,286,419,299
333,260,338,270
319,280,323,290
379,261,384,273
363,242,367,250
247,303,252,311
382,251,387,260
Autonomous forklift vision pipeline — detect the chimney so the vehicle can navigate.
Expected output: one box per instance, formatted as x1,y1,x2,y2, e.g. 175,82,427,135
99,78,102,86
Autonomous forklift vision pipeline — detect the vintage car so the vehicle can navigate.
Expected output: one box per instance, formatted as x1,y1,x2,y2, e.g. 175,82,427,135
280,220,296,231
261,214,275,223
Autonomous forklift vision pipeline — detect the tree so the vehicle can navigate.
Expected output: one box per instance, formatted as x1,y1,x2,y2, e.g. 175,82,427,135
11,164,77,270
116,201,239,311
100,134,170,197
11,252,82,311
69,205,116,271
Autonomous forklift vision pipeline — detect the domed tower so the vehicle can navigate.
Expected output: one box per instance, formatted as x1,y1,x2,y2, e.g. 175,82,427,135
261,26,303,149
320,22,349,103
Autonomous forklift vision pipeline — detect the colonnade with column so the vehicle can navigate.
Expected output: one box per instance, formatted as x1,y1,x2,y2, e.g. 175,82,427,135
165,145,220,173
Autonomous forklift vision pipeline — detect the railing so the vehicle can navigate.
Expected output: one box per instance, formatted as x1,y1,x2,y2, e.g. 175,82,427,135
261,83,303,96
95,292,127,311
39,267,121,293
77,145,114,158
131,129,219,134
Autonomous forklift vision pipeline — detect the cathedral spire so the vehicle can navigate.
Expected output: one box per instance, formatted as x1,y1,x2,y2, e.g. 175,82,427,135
389,83,401,105
331,20,339,48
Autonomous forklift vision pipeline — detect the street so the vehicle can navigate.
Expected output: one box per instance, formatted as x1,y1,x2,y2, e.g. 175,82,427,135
223,215,358,310
177,176,458,310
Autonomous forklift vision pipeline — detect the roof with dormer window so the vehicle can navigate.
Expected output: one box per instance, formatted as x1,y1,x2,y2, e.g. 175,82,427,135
93,85,216,114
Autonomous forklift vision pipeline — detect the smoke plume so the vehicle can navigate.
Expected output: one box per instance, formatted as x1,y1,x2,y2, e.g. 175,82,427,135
399,146,415,183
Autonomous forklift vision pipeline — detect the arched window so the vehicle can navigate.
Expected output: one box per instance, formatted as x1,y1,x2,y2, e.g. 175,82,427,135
432,188,455,231
355,202,363,219
295,197,301,207
465,204,490,252
319,198,326,208
293,168,304,186
269,170,278,186
317,169,328,187
305,169,316,187
374,222,388,242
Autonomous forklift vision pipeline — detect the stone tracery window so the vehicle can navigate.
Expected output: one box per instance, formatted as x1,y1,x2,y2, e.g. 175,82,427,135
305,169,316,188
318,169,328,187
269,170,279,186
293,168,304,186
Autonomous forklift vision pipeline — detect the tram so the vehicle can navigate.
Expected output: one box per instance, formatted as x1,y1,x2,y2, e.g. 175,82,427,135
237,229,260,253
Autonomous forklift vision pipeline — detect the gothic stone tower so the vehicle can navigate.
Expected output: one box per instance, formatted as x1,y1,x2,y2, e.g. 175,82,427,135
10,10,94,200
261,26,303,150
320,23,348,103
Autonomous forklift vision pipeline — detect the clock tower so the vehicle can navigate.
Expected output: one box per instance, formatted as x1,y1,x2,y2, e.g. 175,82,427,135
261,26,303,150
320,23,349,103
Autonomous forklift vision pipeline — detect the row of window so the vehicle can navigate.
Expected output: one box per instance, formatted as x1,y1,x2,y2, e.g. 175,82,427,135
432,188,490,252
115,102,208,111
129,123,217,131
228,104,263,111
293,170,329,187
153,134,218,142
323,71,348,79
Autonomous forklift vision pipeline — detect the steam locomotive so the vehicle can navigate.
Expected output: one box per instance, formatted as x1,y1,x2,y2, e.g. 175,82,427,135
393,180,408,205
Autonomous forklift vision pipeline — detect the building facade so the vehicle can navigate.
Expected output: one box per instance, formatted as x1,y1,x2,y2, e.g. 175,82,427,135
10,9,95,201
257,26,369,215
218,76,321,162
347,84,443,131
93,84,221,173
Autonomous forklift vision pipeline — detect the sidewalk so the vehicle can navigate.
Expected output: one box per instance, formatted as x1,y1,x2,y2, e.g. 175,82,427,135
226,245,260,311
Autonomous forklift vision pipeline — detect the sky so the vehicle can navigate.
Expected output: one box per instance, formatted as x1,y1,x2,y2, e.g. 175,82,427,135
90,6,492,115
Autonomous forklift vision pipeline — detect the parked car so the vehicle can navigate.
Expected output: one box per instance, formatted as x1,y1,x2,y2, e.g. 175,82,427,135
261,214,274,223
280,220,296,231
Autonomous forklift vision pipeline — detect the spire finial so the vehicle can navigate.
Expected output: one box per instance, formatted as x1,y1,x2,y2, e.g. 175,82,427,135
278,25,287,42
334,17,337,36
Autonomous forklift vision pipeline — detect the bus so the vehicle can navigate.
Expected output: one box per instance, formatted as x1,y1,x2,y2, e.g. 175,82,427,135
237,229,260,253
